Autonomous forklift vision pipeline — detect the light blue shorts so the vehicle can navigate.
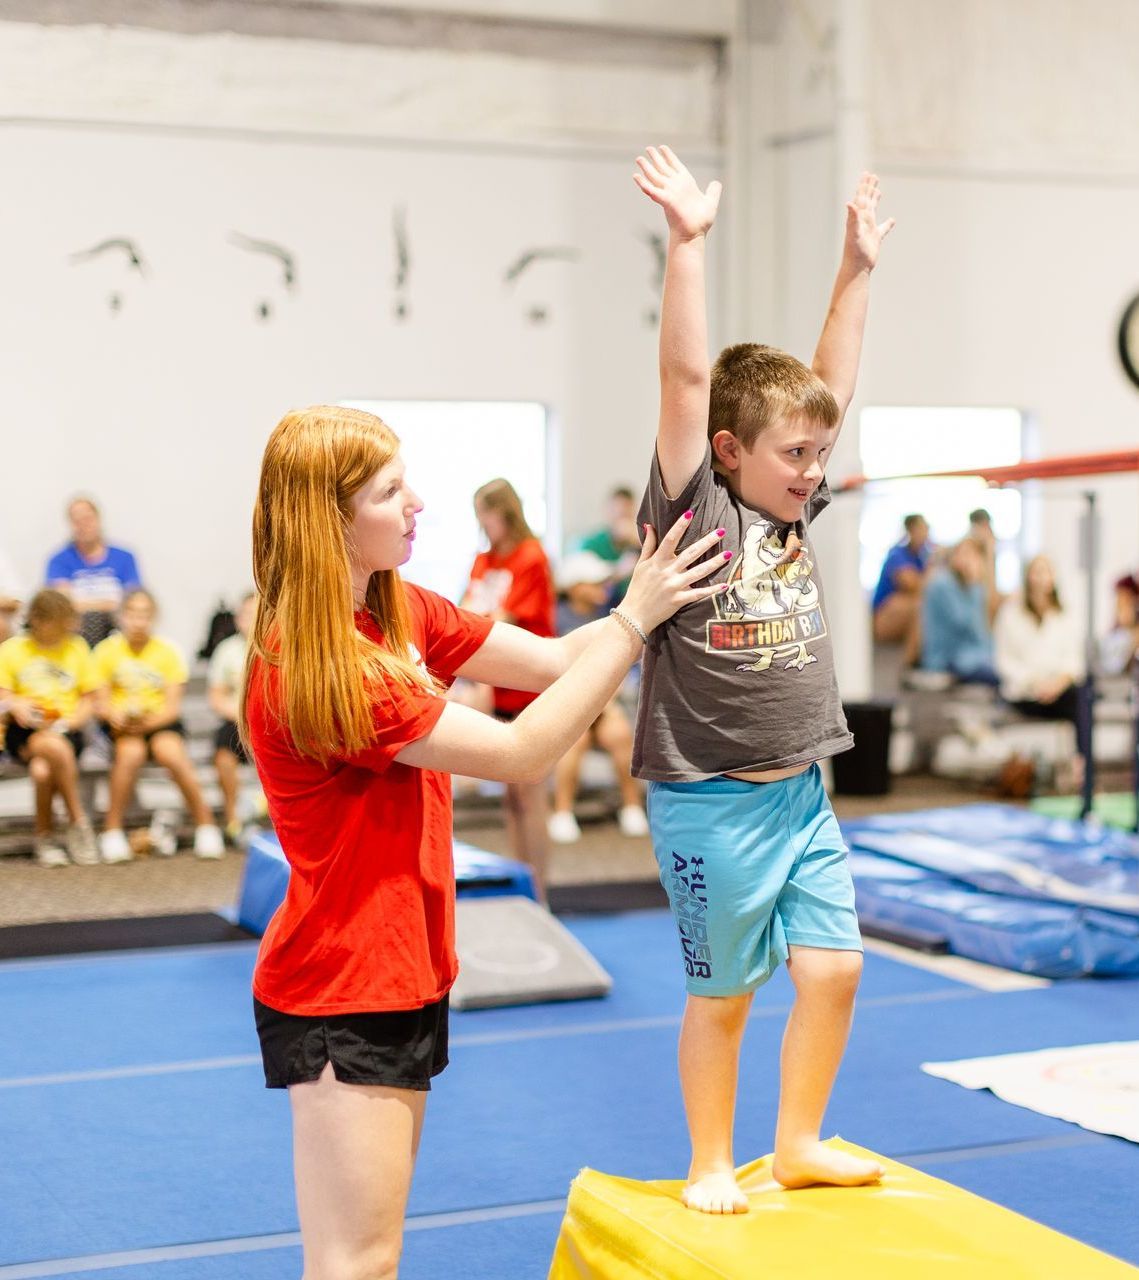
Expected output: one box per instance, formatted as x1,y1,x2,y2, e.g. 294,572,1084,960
647,765,862,996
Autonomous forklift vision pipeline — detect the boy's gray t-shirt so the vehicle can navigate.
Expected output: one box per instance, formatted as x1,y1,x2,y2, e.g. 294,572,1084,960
633,443,852,782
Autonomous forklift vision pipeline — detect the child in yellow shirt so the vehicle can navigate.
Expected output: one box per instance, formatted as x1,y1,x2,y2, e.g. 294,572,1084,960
92,590,223,860
0,590,99,867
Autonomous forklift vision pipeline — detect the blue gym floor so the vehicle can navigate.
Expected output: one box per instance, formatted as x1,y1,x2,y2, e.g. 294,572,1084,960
1,910,1138,1279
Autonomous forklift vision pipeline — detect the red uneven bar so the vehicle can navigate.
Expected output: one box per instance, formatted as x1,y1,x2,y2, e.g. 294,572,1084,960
840,449,1139,491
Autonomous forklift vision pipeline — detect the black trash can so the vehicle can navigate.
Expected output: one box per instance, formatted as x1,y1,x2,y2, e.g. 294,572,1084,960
831,700,894,796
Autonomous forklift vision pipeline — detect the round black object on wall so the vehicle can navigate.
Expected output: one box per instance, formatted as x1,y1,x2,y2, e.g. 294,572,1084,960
1118,293,1139,390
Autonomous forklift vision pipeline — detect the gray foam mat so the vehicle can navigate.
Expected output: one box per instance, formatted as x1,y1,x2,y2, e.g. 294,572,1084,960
451,895,613,1009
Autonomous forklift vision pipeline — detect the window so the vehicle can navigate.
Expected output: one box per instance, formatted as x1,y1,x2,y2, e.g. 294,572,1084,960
341,399,554,601
858,406,1028,597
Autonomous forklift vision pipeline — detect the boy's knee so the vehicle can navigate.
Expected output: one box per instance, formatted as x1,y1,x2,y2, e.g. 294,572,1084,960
686,991,752,1028
790,948,862,999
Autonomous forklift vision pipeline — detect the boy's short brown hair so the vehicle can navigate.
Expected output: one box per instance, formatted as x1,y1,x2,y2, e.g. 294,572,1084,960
709,343,839,450
27,589,77,628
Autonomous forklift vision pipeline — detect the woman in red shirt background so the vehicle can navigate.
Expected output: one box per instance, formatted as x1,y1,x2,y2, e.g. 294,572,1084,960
240,405,728,1280
461,477,556,899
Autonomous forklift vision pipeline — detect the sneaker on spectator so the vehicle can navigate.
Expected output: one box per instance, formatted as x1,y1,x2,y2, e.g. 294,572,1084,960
148,810,179,857
66,821,99,866
548,810,582,843
617,804,650,838
193,824,225,859
34,836,69,869
99,828,134,864
224,819,243,846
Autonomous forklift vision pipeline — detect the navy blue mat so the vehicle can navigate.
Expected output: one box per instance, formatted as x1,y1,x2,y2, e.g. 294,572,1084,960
0,945,262,1079
7,1209,568,1280
2,913,1138,1273
7,973,1134,1259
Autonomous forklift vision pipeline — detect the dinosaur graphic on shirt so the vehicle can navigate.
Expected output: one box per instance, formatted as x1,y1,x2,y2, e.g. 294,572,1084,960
706,521,827,673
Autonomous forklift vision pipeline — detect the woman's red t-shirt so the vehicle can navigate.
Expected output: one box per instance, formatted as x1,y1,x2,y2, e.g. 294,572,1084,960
465,537,555,715
246,583,492,1016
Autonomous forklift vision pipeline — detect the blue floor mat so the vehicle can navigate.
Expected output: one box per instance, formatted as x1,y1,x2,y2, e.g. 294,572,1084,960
15,1210,567,1280
844,805,1139,977
0,945,262,1079
0,912,968,1081
3,917,1138,1271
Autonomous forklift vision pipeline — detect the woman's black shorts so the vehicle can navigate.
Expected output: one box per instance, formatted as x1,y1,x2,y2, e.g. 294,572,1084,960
253,993,450,1091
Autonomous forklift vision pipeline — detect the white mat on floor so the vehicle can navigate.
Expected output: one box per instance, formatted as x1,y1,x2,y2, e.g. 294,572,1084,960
922,1041,1139,1143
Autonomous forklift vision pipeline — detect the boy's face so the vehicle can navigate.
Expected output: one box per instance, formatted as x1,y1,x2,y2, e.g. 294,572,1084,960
713,415,836,523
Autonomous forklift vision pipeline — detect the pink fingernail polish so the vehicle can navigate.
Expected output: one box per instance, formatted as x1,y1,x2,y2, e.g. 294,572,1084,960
723,551,732,560
683,510,693,520
716,528,726,537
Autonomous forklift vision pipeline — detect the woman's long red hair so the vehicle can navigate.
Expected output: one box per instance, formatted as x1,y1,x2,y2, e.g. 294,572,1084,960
239,405,432,762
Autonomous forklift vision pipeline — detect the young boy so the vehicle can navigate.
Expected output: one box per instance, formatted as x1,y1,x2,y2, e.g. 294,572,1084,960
632,146,894,1213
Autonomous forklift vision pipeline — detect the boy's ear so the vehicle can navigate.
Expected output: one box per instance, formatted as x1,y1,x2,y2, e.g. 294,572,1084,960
711,430,742,472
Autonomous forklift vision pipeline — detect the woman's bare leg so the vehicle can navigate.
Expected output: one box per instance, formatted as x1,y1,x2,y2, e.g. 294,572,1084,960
290,1063,425,1280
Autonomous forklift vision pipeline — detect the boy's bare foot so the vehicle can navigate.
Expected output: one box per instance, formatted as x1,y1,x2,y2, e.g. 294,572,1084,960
681,1169,749,1214
772,1142,884,1190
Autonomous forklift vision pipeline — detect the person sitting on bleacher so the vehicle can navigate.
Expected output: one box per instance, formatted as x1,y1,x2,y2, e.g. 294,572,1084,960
207,591,257,843
46,496,143,648
994,554,1089,786
920,537,998,684
547,552,648,844
0,539,21,644
871,513,931,665
91,589,224,862
0,590,99,866
1102,569,1139,676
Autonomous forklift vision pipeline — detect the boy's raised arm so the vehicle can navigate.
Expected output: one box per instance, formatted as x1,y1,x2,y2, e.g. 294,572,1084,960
634,146,722,499
811,172,895,430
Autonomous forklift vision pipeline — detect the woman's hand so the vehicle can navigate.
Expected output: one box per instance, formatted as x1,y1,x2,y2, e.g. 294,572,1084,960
619,512,729,634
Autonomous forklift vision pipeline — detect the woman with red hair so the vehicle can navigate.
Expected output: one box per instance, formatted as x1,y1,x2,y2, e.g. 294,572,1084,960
240,404,727,1279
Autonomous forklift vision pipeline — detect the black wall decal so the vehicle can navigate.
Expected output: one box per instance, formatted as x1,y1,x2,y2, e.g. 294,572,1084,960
229,233,297,321
69,238,147,314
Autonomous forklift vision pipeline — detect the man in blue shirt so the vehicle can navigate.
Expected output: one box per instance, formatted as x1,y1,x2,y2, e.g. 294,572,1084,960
45,497,142,646
871,513,930,663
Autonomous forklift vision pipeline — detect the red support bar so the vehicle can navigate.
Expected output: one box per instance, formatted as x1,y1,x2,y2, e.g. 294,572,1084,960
840,449,1139,491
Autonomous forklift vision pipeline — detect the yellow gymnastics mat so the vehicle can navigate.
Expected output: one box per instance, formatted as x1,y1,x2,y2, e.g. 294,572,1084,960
548,1138,1138,1279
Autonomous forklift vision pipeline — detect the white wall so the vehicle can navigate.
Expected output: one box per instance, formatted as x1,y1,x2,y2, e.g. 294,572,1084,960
0,11,723,654
858,0,1139,658
5,0,1138,677
729,0,1139,695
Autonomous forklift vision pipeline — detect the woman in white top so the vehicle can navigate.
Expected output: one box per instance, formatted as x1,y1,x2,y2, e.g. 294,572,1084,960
994,554,1089,766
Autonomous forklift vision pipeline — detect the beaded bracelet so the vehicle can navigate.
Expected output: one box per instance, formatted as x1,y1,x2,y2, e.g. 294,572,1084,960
609,607,649,646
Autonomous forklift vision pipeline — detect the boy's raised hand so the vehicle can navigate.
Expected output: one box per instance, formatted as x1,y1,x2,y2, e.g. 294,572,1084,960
844,172,895,272
634,145,722,242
